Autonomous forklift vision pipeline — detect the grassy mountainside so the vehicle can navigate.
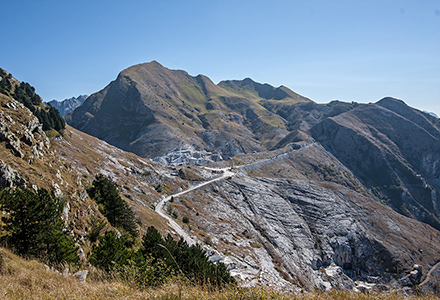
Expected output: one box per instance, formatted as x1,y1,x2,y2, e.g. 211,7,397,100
2,247,440,299
53,125,183,234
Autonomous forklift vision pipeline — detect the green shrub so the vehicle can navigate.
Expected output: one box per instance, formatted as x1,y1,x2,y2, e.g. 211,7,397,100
140,226,234,287
90,231,131,272
115,255,174,288
88,217,107,243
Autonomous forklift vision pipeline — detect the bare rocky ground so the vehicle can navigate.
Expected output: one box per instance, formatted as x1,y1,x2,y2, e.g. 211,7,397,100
152,142,440,294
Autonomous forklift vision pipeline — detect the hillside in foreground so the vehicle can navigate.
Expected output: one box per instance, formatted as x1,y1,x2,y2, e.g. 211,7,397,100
1,247,439,300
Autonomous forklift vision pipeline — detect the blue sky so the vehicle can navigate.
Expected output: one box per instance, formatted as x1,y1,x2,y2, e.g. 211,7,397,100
1,0,439,115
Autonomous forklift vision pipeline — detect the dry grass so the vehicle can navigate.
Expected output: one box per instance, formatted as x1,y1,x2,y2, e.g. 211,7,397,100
0,247,437,300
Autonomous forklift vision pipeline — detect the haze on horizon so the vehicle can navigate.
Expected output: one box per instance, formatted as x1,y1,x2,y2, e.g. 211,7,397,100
1,0,439,116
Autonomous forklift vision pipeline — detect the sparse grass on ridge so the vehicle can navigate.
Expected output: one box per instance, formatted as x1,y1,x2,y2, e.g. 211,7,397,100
0,247,438,300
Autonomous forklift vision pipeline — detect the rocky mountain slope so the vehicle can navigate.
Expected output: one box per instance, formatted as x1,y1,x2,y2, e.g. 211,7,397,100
0,73,100,248
164,142,440,291
310,98,440,230
48,94,88,116
0,70,183,257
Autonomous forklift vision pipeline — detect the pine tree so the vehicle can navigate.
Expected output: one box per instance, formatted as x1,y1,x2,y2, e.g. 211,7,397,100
88,174,138,238
13,82,65,133
0,188,78,264
139,226,235,286
141,226,166,259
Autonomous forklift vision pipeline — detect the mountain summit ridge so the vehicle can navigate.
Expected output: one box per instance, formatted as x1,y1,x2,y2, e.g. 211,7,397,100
66,61,310,160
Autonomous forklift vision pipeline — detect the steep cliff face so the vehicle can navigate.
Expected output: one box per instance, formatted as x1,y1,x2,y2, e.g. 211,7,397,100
311,99,440,230
66,61,309,161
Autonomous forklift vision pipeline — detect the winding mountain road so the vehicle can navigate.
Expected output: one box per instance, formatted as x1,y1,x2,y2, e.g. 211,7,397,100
154,144,307,245
155,167,235,245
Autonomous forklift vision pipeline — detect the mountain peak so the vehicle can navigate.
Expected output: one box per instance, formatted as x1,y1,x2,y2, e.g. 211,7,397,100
376,97,407,106
219,77,309,102
48,95,88,116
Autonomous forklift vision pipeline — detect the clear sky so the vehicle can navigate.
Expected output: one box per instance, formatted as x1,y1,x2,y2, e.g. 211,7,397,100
1,0,439,116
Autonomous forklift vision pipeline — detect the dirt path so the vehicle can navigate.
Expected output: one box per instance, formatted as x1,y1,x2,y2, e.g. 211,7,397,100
419,260,440,287
155,167,234,245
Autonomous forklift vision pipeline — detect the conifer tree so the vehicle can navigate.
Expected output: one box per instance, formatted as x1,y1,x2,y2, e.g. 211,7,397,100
0,188,78,264
88,174,138,239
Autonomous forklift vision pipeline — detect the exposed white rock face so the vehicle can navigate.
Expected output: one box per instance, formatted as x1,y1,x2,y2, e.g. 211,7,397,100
176,166,440,291
4,100,24,110
0,119,24,158
208,176,362,289
153,145,222,166
62,201,70,226
52,182,63,198
73,270,89,283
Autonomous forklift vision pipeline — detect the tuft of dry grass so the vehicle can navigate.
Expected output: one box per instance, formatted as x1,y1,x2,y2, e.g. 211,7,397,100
0,247,438,300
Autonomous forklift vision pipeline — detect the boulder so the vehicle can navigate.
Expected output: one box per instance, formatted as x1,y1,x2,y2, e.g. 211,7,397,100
73,270,89,283
0,161,26,188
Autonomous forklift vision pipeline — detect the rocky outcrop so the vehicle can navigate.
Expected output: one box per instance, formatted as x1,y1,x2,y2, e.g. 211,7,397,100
1,98,49,161
0,161,26,188
72,270,89,283
174,166,440,291
174,155,440,291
